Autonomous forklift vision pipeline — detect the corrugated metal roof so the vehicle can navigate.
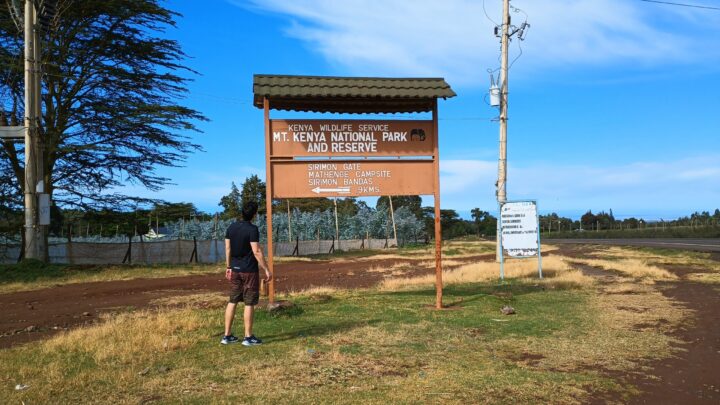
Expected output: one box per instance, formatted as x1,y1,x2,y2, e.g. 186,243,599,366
253,75,456,113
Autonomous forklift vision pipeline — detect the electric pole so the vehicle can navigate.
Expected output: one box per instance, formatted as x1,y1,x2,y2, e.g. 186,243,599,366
23,0,39,260
389,196,398,243
496,0,510,261
19,0,55,261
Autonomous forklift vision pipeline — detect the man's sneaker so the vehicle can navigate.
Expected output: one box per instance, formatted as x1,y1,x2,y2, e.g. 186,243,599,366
221,335,239,345
242,335,263,346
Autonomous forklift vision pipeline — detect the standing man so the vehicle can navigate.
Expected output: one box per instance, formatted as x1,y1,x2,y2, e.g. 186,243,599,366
222,201,272,346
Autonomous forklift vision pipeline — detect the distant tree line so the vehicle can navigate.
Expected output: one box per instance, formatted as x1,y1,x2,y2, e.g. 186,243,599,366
216,176,498,241
539,209,720,238
0,175,500,243
5,174,718,244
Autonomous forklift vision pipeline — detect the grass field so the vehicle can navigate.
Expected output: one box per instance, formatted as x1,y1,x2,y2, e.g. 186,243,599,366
1,242,704,404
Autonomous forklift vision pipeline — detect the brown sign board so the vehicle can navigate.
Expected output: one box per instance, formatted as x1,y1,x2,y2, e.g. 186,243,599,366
271,160,434,198
269,120,434,157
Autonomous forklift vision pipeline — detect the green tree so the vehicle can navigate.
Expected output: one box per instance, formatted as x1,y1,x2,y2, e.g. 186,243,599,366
150,202,199,223
240,175,266,215
218,182,242,219
287,198,333,213
0,0,206,212
377,196,423,219
336,197,361,217
580,210,596,230
471,208,496,237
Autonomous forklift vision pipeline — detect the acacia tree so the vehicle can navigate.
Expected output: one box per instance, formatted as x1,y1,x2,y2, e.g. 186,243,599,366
0,0,205,211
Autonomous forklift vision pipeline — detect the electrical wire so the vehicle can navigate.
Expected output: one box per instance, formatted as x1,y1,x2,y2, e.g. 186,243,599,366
482,0,499,26
640,0,720,11
508,38,523,71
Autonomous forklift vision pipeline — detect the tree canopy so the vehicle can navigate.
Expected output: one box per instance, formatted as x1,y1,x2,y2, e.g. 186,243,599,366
0,0,206,210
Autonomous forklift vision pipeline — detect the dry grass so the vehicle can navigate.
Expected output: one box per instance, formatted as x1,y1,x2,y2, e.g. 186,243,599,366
593,246,720,271
379,255,592,291
0,246,694,404
418,259,468,268
686,272,720,284
367,262,410,273
497,284,689,373
274,256,316,263
42,308,211,364
286,285,340,297
150,292,227,308
574,258,678,281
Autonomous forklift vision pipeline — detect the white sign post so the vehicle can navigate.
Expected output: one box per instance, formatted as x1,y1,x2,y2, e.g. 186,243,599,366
498,200,542,280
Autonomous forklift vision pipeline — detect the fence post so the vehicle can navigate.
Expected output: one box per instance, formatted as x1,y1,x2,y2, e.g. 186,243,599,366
17,226,24,263
139,234,147,264
122,235,132,264
292,236,299,256
66,223,74,265
189,236,198,263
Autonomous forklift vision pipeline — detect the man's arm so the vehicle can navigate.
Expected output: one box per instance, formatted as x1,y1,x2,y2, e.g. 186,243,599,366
250,241,272,282
224,238,232,280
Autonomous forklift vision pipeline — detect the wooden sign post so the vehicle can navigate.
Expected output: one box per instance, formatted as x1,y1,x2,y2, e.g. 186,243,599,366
255,75,455,309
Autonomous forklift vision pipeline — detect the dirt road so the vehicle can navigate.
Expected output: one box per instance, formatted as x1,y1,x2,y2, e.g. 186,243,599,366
548,238,720,252
562,245,720,404
0,254,491,348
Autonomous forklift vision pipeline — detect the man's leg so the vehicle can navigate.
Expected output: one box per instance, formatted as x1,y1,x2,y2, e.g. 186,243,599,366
224,302,237,336
244,304,254,338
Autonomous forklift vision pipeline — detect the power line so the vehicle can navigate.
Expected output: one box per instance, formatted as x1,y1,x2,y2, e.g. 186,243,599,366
640,0,720,11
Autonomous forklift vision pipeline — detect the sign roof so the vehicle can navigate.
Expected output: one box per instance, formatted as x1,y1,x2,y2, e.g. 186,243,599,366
253,75,456,113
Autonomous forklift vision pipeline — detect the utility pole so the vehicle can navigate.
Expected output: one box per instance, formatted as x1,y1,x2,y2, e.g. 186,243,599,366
496,0,510,261
286,199,292,242
388,196,398,244
23,0,39,260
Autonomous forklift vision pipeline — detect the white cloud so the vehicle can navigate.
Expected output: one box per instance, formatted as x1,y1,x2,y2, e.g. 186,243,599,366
439,155,720,217
238,0,720,86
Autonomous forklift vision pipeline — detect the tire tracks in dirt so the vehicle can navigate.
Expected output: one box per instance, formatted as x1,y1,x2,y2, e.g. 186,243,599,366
566,245,720,404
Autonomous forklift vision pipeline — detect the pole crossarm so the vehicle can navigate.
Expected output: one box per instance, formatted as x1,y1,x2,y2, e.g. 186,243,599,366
0,126,25,141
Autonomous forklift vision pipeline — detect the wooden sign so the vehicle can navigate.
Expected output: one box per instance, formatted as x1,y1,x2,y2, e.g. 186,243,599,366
270,120,434,157
271,160,434,198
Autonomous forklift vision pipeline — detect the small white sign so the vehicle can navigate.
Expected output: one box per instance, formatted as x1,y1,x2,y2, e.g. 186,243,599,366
38,193,51,225
500,201,539,258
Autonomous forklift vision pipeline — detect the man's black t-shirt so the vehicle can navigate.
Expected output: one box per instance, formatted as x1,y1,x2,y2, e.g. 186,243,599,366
225,221,259,273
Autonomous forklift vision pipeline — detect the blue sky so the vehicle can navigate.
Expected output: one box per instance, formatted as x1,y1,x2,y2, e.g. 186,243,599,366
130,0,720,220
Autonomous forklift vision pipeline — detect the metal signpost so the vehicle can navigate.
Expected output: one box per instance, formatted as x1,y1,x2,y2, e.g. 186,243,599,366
498,200,542,280
254,75,455,308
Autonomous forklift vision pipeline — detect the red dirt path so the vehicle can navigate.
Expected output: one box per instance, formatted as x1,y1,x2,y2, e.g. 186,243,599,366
0,254,491,348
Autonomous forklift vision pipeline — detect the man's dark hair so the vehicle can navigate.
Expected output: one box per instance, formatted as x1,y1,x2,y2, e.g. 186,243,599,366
241,201,258,221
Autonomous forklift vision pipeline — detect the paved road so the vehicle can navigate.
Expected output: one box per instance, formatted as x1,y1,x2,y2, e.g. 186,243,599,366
545,238,720,252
